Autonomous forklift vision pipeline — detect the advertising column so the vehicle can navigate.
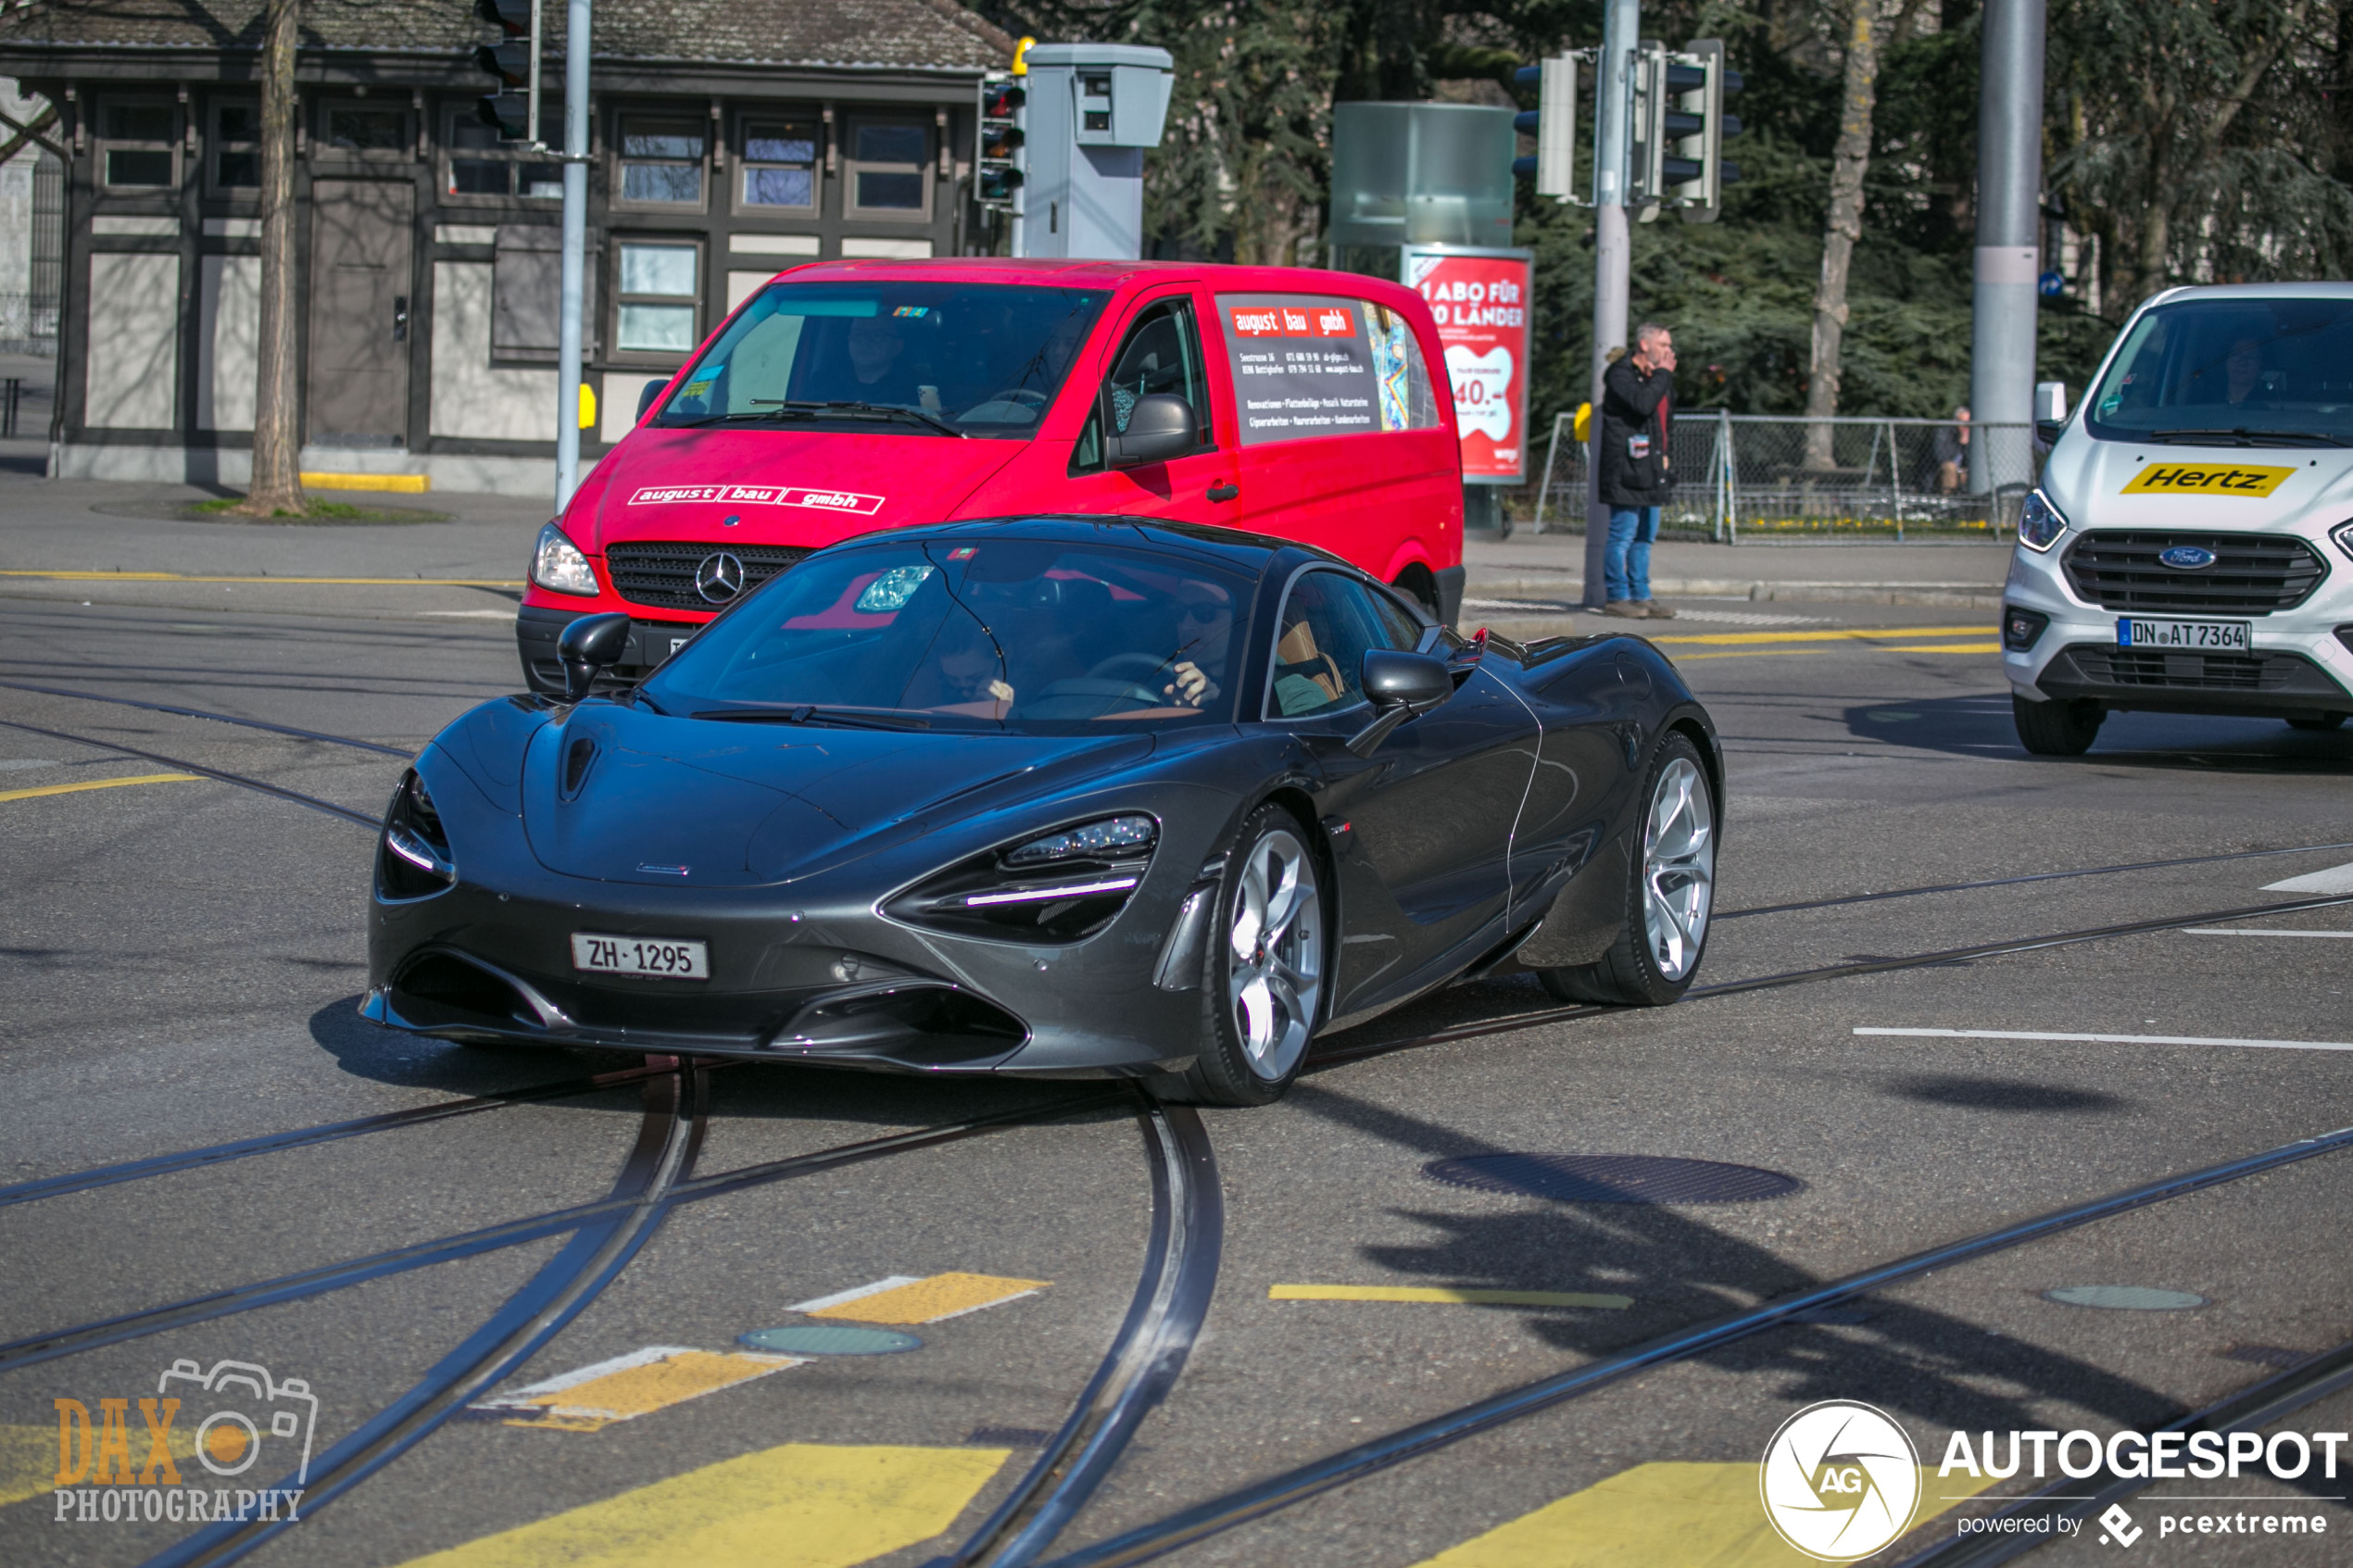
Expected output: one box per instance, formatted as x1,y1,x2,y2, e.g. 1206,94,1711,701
1403,245,1534,533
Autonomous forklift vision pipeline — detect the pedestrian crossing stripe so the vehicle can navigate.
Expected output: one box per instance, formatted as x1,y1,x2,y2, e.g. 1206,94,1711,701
1269,1285,1633,1310
787,1273,1050,1325
469,1347,803,1433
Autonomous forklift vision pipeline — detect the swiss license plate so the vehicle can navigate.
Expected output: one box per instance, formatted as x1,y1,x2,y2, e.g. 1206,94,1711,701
2117,617,2249,652
570,932,709,980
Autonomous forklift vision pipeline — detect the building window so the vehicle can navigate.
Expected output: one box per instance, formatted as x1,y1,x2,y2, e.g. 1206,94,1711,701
843,120,929,220
618,117,704,207
213,103,259,189
738,116,817,211
615,241,700,355
98,102,176,190
445,113,560,200
321,104,407,155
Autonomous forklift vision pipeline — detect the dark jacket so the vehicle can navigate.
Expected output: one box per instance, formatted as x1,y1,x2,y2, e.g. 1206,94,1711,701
1599,356,1673,508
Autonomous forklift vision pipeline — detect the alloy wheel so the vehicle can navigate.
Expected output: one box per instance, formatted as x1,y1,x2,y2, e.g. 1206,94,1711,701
1227,826,1323,1081
1642,756,1715,981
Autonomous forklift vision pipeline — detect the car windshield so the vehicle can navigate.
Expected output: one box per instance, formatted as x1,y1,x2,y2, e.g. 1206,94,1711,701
2085,296,2353,445
653,282,1110,438
643,538,1257,732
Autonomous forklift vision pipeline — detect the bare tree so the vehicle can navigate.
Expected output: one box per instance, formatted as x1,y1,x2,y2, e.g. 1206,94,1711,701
1802,0,1883,469
236,0,306,516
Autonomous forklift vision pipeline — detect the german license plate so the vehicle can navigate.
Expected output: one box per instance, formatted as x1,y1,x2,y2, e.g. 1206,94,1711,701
2116,617,2249,651
570,933,709,979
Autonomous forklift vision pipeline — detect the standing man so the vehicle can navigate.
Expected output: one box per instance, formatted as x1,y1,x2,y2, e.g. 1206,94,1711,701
1931,405,1971,492
1599,322,1678,619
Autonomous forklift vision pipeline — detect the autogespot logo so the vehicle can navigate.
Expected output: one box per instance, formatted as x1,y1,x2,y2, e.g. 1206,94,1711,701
1760,1400,1923,1561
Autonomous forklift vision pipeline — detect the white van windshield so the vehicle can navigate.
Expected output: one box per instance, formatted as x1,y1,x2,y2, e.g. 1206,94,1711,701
2086,296,2353,447
655,282,1110,438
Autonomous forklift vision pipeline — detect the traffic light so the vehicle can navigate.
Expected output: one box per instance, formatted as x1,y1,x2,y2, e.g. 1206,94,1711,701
1510,56,1577,202
472,0,538,144
976,72,1026,209
1629,39,1742,222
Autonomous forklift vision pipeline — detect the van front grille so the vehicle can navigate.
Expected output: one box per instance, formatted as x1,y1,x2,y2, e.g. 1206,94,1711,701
2062,532,2326,615
603,542,809,611
2064,645,2306,692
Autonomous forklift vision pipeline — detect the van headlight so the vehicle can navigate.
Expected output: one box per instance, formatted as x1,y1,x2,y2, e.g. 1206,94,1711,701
2332,521,2353,563
2017,490,2068,552
531,522,598,596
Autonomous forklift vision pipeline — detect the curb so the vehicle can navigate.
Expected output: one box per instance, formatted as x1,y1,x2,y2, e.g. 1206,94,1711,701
1467,577,2007,609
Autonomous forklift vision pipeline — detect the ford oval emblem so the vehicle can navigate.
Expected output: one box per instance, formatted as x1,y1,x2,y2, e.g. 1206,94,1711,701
2158,545,2217,570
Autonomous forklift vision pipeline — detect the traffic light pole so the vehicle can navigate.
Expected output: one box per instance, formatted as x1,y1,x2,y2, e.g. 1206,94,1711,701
553,0,588,509
1969,0,2044,494
1582,0,1638,608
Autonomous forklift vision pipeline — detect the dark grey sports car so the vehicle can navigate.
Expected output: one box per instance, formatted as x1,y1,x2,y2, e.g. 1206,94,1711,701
364,517,1719,1105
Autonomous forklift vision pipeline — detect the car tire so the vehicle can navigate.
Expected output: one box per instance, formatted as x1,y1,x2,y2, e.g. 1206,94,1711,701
2287,714,2347,732
1536,732,1716,1009
1159,803,1328,1107
2012,693,2104,756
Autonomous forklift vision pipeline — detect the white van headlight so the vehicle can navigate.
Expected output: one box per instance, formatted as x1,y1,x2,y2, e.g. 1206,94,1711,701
532,522,598,596
2017,490,2068,553
2333,521,2353,564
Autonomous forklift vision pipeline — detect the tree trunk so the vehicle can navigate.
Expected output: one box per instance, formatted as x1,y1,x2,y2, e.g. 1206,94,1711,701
1803,0,1881,470
239,0,305,516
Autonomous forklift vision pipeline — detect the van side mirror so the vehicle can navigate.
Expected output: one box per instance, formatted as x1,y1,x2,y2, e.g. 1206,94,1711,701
1346,649,1454,758
2035,419,2065,446
558,613,633,701
636,379,667,424
1107,394,1197,470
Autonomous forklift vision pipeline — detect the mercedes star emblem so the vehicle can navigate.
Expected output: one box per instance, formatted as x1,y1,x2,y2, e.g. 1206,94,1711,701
694,551,747,603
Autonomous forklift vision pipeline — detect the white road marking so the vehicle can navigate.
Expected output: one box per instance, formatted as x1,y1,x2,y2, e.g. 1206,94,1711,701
417,609,517,620
1856,1027,2353,1052
785,1275,924,1314
2181,928,2353,939
2264,860,2353,895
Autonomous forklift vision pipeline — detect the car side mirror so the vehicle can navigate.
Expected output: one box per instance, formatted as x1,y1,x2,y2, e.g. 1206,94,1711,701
1346,649,1453,758
1107,393,1198,470
636,379,667,424
558,613,633,702
2035,418,2064,446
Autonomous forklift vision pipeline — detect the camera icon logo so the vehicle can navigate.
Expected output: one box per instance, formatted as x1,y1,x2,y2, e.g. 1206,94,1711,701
157,1359,321,1486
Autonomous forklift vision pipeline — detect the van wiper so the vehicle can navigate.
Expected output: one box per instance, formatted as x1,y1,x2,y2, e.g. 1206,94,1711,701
659,408,820,429
692,705,932,731
751,399,966,438
2146,427,2345,448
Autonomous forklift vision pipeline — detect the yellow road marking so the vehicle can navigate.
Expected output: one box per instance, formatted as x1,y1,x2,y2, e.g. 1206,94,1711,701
1651,625,1994,646
397,1442,1008,1568
802,1272,1050,1325
0,1422,202,1509
472,1348,802,1433
0,571,521,587
0,772,200,804
1878,642,2001,653
1270,1285,1632,1310
1667,647,1840,663
301,470,430,493
1409,1461,1997,1566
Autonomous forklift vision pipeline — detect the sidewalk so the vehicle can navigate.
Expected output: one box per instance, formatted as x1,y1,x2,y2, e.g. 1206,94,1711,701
1466,531,2011,608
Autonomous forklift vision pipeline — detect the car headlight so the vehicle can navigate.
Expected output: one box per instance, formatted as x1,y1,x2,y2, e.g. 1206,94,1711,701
377,771,457,899
2016,490,2068,552
887,815,1159,943
531,522,598,596
2332,521,2353,564
1004,814,1158,867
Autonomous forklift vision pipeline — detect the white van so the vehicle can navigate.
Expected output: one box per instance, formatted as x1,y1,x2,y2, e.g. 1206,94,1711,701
2002,283,2353,754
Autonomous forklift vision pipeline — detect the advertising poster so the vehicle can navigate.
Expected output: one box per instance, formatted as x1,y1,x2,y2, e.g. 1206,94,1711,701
1215,295,1442,445
1403,246,1533,483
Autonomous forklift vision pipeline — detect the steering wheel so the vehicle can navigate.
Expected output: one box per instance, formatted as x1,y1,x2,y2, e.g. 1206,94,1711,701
1087,652,1176,685
980,387,1049,409
1025,676,1167,716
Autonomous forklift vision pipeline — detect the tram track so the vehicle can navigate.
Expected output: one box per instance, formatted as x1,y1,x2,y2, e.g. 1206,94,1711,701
0,677,419,756
0,715,382,828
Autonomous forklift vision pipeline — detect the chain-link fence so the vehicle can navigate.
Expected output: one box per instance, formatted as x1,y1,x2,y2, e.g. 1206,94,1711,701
1529,413,2040,541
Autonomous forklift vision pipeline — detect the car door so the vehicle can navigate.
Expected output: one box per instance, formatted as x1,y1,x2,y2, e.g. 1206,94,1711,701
1061,292,1239,525
1267,569,1537,1013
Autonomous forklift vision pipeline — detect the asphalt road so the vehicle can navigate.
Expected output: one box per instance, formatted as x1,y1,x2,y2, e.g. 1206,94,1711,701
3,483,2350,1568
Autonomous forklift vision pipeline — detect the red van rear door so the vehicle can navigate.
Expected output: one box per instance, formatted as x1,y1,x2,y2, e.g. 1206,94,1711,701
1056,287,1239,526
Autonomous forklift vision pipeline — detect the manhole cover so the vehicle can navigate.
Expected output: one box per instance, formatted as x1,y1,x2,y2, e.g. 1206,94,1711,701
1423,1153,1804,1204
2043,1286,2207,1311
739,1325,923,1355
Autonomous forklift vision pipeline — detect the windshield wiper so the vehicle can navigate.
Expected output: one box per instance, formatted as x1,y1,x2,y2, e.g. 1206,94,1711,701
692,705,932,732
2146,427,2345,448
751,399,966,438
658,408,821,430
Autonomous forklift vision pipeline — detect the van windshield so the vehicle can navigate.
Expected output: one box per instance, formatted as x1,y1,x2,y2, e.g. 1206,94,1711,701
2086,297,2353,446
655,282,1110,438
643,539,1256,733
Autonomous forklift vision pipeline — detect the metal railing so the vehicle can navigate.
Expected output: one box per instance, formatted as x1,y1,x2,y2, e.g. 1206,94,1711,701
1530,412,2039,541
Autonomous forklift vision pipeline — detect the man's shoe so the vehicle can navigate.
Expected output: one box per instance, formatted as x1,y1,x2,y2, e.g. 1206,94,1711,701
1602,599,1648,619
1641,600,1678,619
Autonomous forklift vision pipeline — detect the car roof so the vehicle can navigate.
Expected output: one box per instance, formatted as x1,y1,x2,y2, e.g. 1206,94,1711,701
813,513,1349,577
753,257,1432,314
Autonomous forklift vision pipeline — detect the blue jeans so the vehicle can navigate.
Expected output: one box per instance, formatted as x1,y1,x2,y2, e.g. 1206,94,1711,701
1605,507,1661,601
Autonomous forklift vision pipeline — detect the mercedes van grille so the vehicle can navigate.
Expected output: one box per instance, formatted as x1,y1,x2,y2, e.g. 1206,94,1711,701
605,542,811,610
2062,532,2326,615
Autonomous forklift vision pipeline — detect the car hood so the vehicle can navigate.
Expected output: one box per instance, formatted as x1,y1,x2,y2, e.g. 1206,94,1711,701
2043,433,2353,536
583,427,1026,550
518,704,1152,887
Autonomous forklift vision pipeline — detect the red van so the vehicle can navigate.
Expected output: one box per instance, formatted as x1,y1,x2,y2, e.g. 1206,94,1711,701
516,259,1465,689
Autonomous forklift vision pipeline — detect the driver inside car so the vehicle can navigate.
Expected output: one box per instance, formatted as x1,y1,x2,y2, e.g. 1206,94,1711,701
929,618,1015,715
